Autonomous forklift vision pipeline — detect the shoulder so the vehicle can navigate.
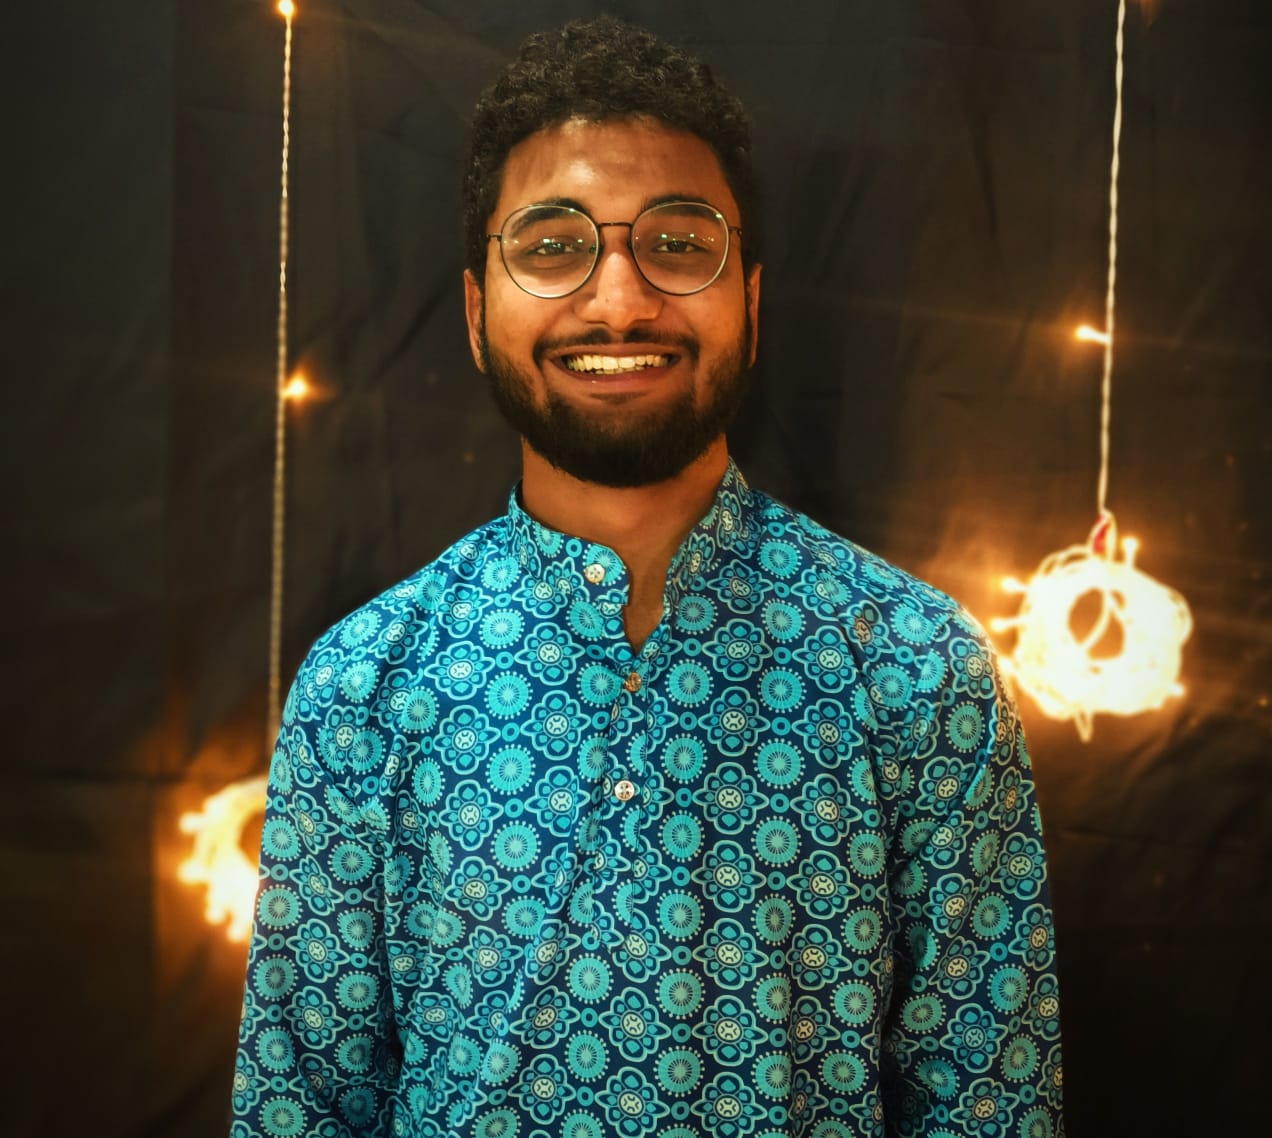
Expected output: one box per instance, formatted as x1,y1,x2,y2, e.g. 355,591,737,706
310,515,513,658
741,489,1009,745
278,516,512,782
745,487,965,628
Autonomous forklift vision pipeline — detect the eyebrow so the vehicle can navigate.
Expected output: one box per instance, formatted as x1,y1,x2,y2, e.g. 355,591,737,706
530,196,588,213
640,193,717,213
521,193,723,218
641,194,722,212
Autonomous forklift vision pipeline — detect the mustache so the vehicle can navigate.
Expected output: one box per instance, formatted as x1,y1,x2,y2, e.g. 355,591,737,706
533,328,699,364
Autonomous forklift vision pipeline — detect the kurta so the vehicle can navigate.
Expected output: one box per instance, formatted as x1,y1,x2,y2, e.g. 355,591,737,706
232,461,1063,1138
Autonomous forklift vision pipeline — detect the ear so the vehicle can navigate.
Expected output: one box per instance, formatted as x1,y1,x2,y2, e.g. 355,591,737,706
745,262,762,367
463,269,486,373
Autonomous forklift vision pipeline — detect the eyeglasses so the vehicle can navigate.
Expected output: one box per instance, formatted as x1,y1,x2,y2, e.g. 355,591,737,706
487,200,742,298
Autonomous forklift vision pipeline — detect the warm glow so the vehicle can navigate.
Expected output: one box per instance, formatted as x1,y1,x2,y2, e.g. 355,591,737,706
992,515,1192,741
178,775,268,942
1075,324,1111,345
277,0,295,18
282,373,310,401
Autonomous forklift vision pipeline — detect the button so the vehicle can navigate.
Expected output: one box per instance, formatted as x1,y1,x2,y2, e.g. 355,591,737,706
584,563,606,584
622,671,642,693
614,779,636,802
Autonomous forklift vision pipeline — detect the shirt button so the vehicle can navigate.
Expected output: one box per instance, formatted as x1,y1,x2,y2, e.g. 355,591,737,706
622,671,642,693
584,563,606,584
614,779,636,802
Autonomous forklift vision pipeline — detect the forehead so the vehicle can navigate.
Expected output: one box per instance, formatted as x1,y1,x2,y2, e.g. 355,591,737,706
492,117,737,223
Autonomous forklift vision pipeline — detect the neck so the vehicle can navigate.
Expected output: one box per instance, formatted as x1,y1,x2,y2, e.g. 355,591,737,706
519,437,729,647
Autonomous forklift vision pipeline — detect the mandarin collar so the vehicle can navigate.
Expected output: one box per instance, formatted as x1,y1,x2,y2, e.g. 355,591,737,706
505,459,754,608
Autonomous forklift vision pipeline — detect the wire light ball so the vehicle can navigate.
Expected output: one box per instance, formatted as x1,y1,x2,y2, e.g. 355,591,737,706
178,775,270,942
993,514,1192,741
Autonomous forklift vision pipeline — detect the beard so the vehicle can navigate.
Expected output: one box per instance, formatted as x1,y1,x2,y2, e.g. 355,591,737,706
477,313,752,489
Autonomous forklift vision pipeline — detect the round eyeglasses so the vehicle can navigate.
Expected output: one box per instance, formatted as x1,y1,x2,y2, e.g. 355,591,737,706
487,200,742,298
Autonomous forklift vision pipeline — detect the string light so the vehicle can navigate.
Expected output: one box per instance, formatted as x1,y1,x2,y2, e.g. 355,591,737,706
269,0,296,748
178,775,270,942
992,518,1192,741
996,0,1191,739
179,0,297,940
283,373,310,400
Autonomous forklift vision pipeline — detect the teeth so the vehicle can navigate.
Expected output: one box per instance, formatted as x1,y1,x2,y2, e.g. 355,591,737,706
564,353,671,374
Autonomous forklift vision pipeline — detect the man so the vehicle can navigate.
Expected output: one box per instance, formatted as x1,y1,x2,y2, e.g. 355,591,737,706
233,16,1063,1138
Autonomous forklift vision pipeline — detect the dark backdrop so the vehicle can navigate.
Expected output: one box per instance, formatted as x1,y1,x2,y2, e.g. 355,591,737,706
4,2,1269,1135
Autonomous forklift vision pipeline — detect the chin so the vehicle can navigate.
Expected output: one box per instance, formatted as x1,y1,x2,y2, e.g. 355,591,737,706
495,367,747,488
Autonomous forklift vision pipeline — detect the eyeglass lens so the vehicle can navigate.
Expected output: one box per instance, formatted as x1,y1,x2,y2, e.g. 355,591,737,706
498,202,728,297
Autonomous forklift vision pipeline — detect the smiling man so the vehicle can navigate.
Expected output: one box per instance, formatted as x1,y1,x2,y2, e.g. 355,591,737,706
466,113,759,650
232,16,1064,1138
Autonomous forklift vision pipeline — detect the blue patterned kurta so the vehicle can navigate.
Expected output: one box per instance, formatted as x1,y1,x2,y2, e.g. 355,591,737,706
232,462,1063,1138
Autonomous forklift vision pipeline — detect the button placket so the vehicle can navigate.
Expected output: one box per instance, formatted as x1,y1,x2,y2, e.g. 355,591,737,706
603,658,651,803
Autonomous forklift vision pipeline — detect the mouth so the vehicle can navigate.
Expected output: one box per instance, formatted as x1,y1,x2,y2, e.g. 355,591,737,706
560,352,675,375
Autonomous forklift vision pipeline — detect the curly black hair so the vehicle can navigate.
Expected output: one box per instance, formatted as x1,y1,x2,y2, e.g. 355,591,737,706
463,15,757,285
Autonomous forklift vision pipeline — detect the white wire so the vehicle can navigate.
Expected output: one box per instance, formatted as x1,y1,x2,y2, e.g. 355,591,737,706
268,12,293,751
1097,0,1126,519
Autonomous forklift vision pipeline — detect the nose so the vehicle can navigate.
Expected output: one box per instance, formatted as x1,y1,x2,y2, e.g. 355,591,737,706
572,229,663,330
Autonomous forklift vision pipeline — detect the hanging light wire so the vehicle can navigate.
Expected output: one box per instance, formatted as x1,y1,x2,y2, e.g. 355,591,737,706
1096,0,1127,519
177,3,297,943
268,2,295,750
995,0,1192,742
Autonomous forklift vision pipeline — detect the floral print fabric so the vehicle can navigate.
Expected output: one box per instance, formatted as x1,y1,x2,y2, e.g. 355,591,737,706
233,461,1063,1138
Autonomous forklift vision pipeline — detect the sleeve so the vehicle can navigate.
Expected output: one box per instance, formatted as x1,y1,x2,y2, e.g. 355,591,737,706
231,669,402,1138
874,612,1064,1138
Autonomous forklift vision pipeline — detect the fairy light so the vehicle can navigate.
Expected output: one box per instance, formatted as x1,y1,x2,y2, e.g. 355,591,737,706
180,0,297,941
178,775,270,941
997,0,1191,739
992,518,1192,741
282,373,310,400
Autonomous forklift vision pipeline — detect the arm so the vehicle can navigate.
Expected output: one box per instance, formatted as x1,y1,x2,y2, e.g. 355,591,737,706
231,671,401,1138
876,613,1063,1138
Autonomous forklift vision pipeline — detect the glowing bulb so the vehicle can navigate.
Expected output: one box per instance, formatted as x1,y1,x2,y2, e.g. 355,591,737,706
277,0,295,18
282,374,310,401
995,515,1191,740
1074,324,1110,345
177,775,268,942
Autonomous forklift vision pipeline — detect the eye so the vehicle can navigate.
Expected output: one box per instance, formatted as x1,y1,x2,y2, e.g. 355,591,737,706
634,205,727,274
648,234,710,256
507,234,592,278
521,236,590,259
500,204,595,275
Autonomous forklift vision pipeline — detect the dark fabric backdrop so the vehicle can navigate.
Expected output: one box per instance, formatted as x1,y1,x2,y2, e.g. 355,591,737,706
4,1,1269,1135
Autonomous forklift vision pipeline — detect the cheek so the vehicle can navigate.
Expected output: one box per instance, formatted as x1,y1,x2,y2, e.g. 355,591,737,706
692,293,749,348
486,277,546,329
481,291,532,352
